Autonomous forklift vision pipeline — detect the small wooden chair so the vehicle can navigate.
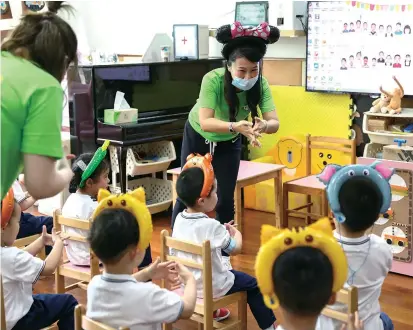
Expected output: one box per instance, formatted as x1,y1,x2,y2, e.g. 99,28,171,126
13,234,46,260
322,287,358,326
160,230,247,330
53,210,101,293
74,305,129,330
1,275,57,330
282,135,356,228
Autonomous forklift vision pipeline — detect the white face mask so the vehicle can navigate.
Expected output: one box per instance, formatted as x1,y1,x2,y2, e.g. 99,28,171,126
229,63,260,91
232,75,259,91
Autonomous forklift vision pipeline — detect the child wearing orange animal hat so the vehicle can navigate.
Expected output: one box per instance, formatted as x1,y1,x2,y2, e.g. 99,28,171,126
1,188,77,330
172,153,277,329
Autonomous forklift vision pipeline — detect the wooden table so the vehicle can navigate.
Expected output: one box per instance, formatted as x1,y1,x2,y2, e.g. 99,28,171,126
167,161,285,233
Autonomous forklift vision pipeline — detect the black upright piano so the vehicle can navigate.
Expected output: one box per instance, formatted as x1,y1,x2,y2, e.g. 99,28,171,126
68,59,224,192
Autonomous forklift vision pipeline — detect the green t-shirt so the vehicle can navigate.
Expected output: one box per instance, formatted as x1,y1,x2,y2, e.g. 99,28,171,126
1,51,64,198
188,67,275,142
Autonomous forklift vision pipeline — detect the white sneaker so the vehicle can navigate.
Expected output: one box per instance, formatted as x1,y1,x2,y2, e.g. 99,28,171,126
222,256,233,270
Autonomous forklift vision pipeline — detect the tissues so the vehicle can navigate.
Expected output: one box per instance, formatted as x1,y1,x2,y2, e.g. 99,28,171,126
104,91,138,124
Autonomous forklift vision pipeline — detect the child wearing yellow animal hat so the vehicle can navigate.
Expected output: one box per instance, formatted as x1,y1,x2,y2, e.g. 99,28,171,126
255,218,357,330
86,188,197,330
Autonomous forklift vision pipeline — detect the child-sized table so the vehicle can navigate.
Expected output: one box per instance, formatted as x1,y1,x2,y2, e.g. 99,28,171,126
167,161,285,233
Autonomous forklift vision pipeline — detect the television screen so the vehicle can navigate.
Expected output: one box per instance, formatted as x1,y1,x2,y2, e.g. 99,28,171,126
306,1,413,95
92,60,224,119
235,1,269,26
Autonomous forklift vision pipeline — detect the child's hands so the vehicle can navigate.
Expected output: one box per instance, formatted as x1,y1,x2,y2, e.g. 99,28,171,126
175,262,194,285
45,227,69,246
225,220,238,237
340,312,364,330
146,257,178,281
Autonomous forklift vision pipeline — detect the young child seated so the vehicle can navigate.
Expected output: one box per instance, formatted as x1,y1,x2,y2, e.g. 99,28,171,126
255,218,350,330
63,151,153,268
86,188,197,330
172,153,276,329
318,162,395,330
12,178,54,254
62,152,110,266
1,188,78,330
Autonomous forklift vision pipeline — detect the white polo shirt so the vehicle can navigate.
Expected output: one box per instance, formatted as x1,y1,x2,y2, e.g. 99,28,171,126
278,317,334,330
87,273,183,330
1,246,45,330
317,233,392,330
172,211,235,298
61,192,98,266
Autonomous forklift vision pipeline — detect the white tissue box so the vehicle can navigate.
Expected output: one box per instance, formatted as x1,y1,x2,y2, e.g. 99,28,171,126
104,108,138,124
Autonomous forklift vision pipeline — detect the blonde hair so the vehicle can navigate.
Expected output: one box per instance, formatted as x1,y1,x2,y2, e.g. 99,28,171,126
1,1,78,82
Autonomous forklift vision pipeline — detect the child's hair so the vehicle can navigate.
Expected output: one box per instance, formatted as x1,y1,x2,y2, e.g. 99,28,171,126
89,208,139,264
338,176,383,232
69,153,109,193
1,1,77,82
176,167,210,207
272,247,333,316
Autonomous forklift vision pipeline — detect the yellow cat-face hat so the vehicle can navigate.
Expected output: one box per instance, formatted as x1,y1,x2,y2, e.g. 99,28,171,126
255,218,348,310
91,188,153,251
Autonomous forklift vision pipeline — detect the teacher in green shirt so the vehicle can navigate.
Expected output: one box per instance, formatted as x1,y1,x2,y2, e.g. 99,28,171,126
172,22,281,229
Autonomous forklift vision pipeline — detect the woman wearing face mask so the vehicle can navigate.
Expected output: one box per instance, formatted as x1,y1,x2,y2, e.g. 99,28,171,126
171,22,280,237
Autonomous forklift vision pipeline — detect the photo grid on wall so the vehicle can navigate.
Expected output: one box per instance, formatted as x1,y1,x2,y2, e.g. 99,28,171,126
306,1,413,95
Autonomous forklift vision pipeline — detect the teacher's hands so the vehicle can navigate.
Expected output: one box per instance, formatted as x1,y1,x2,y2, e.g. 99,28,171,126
253,117,268,135
233,120,262,148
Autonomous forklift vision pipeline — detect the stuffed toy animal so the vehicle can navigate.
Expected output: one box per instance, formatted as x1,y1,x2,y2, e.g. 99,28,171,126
370,93,390,113
380,76,404,115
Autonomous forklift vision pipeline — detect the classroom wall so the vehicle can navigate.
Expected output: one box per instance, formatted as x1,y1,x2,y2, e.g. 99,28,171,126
66,0,308,59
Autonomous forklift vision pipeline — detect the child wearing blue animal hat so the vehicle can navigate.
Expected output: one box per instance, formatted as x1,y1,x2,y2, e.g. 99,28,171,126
317,161,394,330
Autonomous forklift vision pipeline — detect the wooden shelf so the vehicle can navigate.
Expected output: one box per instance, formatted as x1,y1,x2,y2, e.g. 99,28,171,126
364,108,413,118
363,108,413,146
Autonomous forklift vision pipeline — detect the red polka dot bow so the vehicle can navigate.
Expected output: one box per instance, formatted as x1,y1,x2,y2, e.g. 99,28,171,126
231,21,270,40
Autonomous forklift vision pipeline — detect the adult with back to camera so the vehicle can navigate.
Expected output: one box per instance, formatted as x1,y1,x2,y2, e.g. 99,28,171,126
1,1,77,200
171,22,281,229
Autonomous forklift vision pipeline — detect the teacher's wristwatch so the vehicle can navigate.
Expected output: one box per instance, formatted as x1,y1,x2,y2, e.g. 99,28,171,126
229,122,236,134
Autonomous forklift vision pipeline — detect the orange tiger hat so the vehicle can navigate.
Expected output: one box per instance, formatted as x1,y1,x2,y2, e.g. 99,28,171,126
1,188,15,229
182,153,214,198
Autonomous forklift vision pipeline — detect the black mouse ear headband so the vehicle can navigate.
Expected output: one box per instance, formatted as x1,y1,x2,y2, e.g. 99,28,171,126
216,22,280,60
